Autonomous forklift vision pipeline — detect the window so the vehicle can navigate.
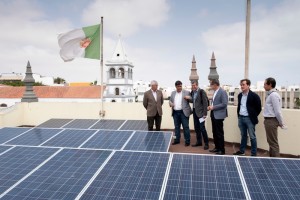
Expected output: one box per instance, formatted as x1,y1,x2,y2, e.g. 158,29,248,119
118,68,124,78
115,88,120,95
110,68,115,78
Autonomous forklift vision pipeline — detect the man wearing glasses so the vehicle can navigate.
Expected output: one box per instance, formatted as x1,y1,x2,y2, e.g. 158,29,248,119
207,79,228,155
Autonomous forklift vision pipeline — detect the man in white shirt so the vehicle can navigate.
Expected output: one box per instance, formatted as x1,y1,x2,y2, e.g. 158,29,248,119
263,77,285,157
207,79,228,155
169,80,192,146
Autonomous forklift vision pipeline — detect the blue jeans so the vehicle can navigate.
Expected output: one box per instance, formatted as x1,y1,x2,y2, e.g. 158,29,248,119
238,116,257,155
173,110,190,144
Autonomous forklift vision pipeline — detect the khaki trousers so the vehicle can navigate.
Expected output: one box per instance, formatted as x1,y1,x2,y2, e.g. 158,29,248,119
264,118,280,157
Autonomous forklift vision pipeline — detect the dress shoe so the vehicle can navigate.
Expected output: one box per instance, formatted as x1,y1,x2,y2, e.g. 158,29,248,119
185,143,190,147
209,148,219,153
204,144,209,150
172,141,180,145
215,151,225,155
191,143,202,147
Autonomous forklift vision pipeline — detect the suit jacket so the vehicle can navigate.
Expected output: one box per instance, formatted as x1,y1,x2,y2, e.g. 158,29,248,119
237,90,262,125
211,87,228,119
190,88,208,118
143,89,164,117
169,90,192,117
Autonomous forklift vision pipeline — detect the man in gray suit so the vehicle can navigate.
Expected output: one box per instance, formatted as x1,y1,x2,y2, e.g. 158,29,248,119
143,80,164,131
186,81,209,150
207,79,228,155
169,80,192,146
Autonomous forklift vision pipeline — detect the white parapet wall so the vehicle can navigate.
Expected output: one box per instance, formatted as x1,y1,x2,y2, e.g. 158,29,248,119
0,101,299,156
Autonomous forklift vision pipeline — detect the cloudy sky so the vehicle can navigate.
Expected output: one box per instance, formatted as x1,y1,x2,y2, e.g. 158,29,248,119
0,0,299,87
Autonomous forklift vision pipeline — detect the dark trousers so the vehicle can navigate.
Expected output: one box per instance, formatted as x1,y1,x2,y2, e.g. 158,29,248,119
147,112,162,131
173,110,190,144
193,109,209,145
211,111,225,153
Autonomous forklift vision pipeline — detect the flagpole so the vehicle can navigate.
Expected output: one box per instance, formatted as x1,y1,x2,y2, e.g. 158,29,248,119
245,0,251,79
100,16,105,118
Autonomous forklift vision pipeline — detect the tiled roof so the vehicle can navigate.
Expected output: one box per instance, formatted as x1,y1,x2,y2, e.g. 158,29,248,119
0,86,104,98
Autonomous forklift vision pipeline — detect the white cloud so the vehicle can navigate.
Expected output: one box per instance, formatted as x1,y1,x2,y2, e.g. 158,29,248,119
200,0,300,85
81,0,170,36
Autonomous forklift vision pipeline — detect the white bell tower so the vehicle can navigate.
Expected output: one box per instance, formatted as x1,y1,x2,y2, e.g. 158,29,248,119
104,35,135,102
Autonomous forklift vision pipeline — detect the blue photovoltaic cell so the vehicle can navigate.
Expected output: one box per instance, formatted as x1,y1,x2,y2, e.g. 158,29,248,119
62,119,99,129
0,146,58,194
82,130,133,150
90,119,125,130
37,118,73,128
5,128,62,146
0,146,12,154
124,131,172,152
163,154,246,200
119,120,148,130
238,157,300,200
0,127,31,144
1,149,112,200
80,151,170,200
42,129,97,148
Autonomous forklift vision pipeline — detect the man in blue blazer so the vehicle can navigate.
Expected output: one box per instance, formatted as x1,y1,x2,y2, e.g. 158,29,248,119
234,79,262,156
169,80,192,146
207,79,228,155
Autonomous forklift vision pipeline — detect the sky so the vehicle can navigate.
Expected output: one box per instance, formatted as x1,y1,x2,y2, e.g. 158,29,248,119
0,0,299,88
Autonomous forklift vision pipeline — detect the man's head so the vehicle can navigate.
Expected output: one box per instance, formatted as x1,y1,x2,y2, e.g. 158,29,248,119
210,79,220,91
264,77,276,91
191,80,199,91
240,79,251,93
175,80,183,92
150,80,158,91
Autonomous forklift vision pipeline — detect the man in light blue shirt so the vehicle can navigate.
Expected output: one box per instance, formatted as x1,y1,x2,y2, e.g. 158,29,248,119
263,77,285,157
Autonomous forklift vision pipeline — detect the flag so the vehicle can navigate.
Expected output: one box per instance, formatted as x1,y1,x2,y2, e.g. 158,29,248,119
58,24,101,62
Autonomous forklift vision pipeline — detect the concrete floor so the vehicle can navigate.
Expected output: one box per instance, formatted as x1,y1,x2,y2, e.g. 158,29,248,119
168,131,271,157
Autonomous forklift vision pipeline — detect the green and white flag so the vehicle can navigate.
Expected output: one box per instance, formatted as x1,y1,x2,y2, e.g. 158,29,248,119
58,24,101,62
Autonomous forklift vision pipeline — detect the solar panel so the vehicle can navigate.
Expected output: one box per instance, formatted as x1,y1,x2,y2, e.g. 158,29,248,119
62,119,99,129
90,119,125,130
78,151,170,200
5,128,62,146
0,127,31,144
123,131,172,152
238,157,300,200
1,149,112,200
37,118,73,128
42,129,97,148
81,130,133,150
163,154,247,200
0,146,58,195
0,146,12,154
119,120,148,130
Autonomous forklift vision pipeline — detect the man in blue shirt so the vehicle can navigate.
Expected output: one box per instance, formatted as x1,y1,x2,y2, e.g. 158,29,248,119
234,79,261,156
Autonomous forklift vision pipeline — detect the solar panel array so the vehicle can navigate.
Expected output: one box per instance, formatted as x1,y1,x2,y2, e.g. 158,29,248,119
0,118,299,200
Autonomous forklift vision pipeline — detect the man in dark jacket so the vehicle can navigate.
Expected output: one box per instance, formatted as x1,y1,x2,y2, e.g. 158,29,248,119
234,79,262,156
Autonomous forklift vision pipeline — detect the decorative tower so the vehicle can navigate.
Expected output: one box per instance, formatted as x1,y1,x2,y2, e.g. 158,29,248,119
21,61,38,102
189,55,199,83
208,52,219,81
104,35,135,102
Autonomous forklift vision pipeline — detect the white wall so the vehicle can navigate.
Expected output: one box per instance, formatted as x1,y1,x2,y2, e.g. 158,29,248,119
0,102,299,156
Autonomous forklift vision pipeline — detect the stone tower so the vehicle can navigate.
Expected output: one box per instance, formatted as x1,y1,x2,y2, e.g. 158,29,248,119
104,35,135,102
189,55,199,83
21,61,38,102
208,52,219,81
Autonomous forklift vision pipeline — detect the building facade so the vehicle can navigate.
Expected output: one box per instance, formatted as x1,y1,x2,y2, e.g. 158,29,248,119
103,36,135,102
